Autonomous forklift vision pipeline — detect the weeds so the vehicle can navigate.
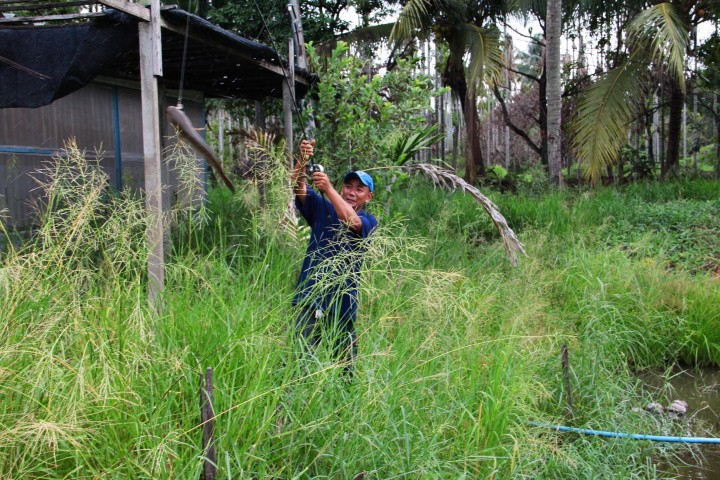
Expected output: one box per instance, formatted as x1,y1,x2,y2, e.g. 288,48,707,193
0,143,718,478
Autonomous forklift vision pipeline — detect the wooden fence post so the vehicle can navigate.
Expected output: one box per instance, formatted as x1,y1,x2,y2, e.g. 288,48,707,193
561,344,574,421
200,367,216,480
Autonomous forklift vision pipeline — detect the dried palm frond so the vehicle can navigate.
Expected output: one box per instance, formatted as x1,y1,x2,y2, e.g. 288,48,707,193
237,127,278,182
403,163,527,266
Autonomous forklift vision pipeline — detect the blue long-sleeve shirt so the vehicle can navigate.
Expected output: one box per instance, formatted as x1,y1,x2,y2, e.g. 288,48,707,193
292,187,377,322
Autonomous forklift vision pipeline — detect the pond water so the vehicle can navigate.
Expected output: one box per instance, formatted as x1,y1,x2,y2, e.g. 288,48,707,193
638,368,720,479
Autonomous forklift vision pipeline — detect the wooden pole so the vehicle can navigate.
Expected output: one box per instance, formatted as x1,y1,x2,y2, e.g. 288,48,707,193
283,38,295,169
255,99,265,130
139,12,164,308
288,0,307,70
201,368,216,480
561,344,574,421
218,111,225,171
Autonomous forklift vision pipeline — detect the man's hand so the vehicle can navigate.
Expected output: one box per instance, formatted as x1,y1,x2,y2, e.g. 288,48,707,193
294,139,316,206
300,139,315,162
311,172,332,193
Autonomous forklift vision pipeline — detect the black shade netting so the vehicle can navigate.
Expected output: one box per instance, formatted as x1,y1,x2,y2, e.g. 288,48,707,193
0,11,136,108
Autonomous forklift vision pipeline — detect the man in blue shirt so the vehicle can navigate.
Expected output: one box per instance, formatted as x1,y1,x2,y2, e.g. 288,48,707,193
291,139,378,373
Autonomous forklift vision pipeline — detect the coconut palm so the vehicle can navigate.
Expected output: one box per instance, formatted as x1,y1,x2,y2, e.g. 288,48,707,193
390,0,505,185
546,0,563,186
572,1,706,183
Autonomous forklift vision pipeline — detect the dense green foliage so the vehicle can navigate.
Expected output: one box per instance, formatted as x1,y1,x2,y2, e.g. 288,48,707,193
306,41,443,179
1,142,718,477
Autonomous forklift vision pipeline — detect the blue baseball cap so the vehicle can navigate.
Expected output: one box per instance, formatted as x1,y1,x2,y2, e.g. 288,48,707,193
344,170,374,192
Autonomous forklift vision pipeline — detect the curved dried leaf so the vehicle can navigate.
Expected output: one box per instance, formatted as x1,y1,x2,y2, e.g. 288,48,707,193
404,163,527,266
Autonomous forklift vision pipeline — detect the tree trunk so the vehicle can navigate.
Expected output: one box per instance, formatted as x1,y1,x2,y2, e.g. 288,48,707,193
504,25,511,169
715,92,719,179
692,80,698,174
660,83,666,172
445,56,484,184
539,70,548,166
464,89,485,184
662,78,684,178
546,0,563,187
646,109,655,170
452,97,459,171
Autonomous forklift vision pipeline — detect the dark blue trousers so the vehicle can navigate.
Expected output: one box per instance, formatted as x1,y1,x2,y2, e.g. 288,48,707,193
295,307,357,375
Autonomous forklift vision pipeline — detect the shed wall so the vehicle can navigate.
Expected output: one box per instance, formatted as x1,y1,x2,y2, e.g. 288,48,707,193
0,81,206,228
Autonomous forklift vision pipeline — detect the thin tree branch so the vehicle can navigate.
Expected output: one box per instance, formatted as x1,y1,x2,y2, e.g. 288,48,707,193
697,97,720,120
507,66,540,83
502,21,543,44
491,83,542,158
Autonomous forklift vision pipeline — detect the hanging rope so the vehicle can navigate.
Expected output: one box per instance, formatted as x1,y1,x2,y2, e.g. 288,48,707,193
176,12,191,109
250,0,334,224
250,0,308,140
166,10,235,192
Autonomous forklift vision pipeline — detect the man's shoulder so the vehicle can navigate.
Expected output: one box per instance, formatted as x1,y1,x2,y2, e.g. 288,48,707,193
358,209,377,221
358,210,378,236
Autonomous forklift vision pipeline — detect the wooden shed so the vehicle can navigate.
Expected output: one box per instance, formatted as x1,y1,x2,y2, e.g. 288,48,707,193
0,0,315,229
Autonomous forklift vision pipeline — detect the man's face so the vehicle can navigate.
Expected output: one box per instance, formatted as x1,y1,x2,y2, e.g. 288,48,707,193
341,177,373,211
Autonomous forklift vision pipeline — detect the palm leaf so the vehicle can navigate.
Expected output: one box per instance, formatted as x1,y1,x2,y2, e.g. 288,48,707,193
627,2,688,91
571,59,648,184
390,0,433,41
332,22,397,45
404,163,527,266
387,124,446,165
462,23,503,86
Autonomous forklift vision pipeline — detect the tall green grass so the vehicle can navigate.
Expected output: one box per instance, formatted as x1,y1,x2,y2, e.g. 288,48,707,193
1,147,718,478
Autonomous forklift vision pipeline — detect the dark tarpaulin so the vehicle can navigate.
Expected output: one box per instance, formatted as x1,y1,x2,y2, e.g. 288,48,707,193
0,13,137,108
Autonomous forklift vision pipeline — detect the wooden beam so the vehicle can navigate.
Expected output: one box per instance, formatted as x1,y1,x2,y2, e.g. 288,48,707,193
150,0,164,76
95,75,204,103
0,10,104,22
97,0,149,21
0,0,96,12
163,23,300,82
95,0,307,86
0,0,44,5
139,20,165,307
150,0,162,76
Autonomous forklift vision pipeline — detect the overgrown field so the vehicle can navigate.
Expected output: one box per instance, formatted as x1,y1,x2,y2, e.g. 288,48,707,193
1,152,719,478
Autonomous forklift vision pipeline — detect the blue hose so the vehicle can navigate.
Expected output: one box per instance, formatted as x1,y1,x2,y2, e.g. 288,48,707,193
529,421,720,444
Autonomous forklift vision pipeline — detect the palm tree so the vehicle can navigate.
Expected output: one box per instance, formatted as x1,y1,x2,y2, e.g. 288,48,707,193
546,0,563,186
572,1,705,183
390,0,505,185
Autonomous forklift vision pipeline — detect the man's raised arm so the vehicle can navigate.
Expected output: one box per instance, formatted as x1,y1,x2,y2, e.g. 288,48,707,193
292,139,315,206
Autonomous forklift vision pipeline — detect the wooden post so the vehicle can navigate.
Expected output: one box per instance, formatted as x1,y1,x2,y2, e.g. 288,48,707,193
255,99,265,130
283,39,295,169
288,0,307,70
139,16,164,308
201,368,216,480
561,344,574,420
218,111,225,171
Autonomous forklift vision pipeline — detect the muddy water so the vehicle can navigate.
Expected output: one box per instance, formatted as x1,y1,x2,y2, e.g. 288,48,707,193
639,368,720,479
